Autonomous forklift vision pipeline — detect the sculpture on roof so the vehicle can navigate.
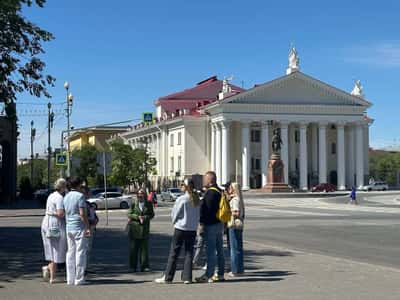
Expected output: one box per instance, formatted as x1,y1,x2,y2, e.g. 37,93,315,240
286,46,300,75
351,80,364,97
222,75,234,94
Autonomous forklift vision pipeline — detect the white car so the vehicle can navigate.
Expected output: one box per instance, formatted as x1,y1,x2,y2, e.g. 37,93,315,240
160,188,184,202
362,181,389,192
87,192,132,209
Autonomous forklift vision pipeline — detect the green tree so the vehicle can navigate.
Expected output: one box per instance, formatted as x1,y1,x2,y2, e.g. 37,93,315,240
0,0,55,109
370,151,400,186
109,140,157,189
71,145,99,182
109,141,135,188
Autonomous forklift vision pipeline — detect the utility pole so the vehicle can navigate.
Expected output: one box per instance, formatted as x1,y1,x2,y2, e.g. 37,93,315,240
30,120,36,186
47,103,54,192
64,81,73,177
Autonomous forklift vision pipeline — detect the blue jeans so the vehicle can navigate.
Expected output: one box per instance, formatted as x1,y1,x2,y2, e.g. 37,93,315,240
229,228,244,274
205,222,224,278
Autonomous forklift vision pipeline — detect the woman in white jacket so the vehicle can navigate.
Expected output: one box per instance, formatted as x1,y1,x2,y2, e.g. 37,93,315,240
41,178,67,283
155,179,200,284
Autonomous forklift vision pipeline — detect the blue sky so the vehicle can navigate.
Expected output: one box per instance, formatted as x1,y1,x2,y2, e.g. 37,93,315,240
16,0,400,158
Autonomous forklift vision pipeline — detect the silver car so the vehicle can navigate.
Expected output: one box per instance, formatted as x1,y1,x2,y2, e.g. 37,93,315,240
87,192,132,209
362,181,389,191
160,188,184,202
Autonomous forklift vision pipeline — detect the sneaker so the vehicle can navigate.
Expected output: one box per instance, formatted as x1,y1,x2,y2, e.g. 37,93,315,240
142,268,151,272
154,275,172,284
211,274,225,282
201,264,207,270
42,266,49,281
75,280,89,286
183,280,192,284
227,272,237,277
195,275,209,283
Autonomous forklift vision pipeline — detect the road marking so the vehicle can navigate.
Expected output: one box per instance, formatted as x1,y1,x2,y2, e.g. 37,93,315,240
246,207,345,217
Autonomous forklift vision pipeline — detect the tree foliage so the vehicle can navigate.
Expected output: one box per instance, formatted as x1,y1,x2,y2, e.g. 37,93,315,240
109,140,157,189
71,145,99,182
0,0,55,107
370,151,400,186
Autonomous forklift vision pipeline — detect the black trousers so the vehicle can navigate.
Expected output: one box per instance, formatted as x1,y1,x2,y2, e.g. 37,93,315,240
165,228,196,282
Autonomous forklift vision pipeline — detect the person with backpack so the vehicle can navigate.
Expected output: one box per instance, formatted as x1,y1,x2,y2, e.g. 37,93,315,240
154,179,200,284
227,182,245,277
195,171,230,283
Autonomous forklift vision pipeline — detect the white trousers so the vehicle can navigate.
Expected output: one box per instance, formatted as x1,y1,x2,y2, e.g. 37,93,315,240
66,230,88,285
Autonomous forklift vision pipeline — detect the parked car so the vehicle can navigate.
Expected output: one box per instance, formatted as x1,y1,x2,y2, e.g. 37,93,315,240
160,188,184,202
33,189,51,202
89,187,122,198
311,183,337,192
362,181,389,191
87,192,132,209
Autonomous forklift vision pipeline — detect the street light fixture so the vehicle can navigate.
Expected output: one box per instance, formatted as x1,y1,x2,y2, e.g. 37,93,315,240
63,81,73,177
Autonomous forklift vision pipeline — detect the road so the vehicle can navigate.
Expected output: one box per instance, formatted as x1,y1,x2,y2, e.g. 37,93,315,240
1,191,400,299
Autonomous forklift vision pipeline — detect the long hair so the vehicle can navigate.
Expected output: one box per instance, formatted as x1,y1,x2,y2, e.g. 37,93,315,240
231,182,243,202
185,179,200,207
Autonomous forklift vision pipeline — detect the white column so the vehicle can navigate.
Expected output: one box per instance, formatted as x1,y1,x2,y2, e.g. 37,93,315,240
318,122,327,184
346,124,355,187
161,128,167,177
363,123,370,177
261,122,270,187
221,121,231,184
280,121,289,184
215,123,222,186
157,133,162,177
299,122,308,191
211,123,216,172
241,122,250,190
356,122,365,189
311,124,318,175
289,124,297,174
337,123,346,190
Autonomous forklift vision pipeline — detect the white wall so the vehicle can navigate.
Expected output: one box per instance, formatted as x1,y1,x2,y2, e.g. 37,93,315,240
184,121,208,175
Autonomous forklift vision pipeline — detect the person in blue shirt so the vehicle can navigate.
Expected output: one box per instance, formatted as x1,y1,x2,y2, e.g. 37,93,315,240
63,177,90,285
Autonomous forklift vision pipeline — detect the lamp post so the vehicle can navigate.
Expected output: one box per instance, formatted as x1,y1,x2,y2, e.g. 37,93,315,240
30,120,36,185
47,103,54,192
64,81,73,177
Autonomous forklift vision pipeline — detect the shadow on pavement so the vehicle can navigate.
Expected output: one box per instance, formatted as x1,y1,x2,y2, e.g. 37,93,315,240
0,224,295,285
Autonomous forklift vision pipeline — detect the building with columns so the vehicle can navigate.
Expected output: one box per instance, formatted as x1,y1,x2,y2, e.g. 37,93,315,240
119,49,373,191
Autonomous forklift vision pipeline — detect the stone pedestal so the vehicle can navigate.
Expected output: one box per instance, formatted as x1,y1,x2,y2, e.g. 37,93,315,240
262,153,291,192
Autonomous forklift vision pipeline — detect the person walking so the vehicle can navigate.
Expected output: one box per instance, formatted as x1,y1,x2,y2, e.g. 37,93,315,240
41,178,68,283
227,182,245,277
128,189,154,272
195,171,225,283
349,186,357,205
63,177,91,285
155,179,200,284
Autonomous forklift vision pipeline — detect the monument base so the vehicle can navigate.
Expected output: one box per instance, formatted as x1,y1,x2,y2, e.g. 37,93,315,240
261,153,292,193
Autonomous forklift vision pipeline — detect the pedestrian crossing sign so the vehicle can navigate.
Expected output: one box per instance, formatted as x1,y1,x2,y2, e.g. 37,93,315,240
55,153,67,166
142,112,154,124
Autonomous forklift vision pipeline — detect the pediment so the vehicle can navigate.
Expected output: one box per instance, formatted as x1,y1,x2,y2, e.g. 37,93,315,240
225,72,371,107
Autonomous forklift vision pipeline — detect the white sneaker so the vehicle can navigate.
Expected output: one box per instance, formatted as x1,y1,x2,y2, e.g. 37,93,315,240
154,275,172,284
202,264,207,270
42,266,49,281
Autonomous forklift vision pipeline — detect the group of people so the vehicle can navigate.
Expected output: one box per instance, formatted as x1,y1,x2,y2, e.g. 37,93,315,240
41,170,245,286
152,171,245,284
41,177,98,285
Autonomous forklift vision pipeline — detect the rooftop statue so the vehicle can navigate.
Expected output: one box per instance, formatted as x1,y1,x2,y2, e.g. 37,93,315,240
286,46,300,74
351,80,364,97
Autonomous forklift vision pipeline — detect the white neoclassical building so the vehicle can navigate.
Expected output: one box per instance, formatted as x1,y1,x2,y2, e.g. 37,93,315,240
120,49,373,191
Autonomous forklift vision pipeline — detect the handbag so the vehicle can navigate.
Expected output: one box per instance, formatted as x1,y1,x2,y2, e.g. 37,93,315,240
45,213,61,239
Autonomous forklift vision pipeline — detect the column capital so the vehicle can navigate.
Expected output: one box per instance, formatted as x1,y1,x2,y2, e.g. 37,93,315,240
299,121,309,129
240,120,252,128
336,121,346,128
220,120,232,129
318,121,329,128
279,120,290,127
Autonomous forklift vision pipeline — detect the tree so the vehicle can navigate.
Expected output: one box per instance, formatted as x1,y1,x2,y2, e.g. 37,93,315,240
109,140,135,188
71,145,99,183
370,151,400,186
109,140,157,189
0,0,55,109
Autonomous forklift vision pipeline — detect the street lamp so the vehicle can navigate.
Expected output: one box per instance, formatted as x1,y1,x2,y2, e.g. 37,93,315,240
30,120,36,185
63,81,73,177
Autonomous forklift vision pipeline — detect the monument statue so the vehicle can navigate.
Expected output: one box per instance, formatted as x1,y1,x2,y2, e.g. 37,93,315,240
286,46,300,75
271,128,283,154
351,80,364,97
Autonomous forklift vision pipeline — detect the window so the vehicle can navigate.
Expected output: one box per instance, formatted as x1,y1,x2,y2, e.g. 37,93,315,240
170,134,174,146
178,155,182,171
251,130,261,142
331,142,336,154
178,132,182,145
170,157,174,173
251,158,261,170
